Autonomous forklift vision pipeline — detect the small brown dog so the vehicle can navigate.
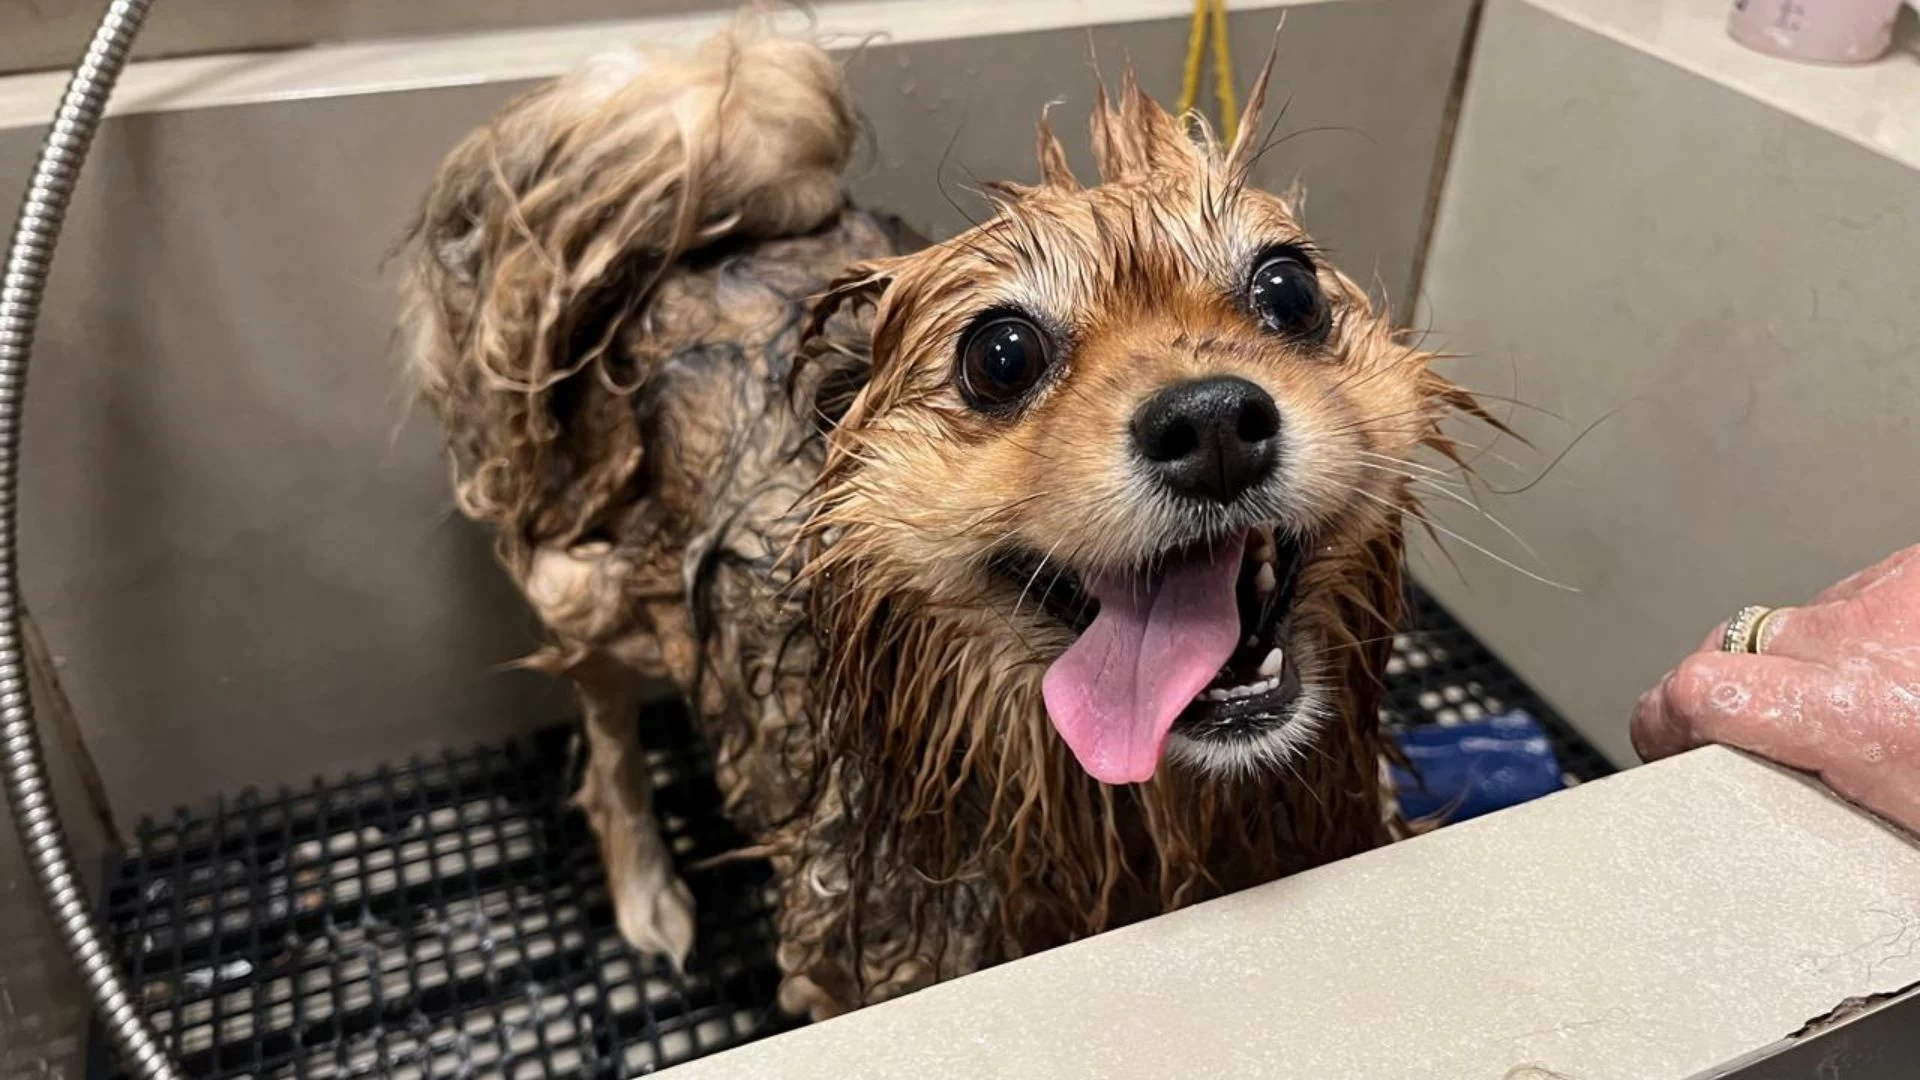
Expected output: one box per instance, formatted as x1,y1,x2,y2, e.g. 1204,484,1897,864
401,25,1484,1017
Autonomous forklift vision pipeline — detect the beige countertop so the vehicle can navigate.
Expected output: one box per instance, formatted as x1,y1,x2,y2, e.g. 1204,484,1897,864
0,0,1342,130
8,0,1910,173
664,747,1920,1079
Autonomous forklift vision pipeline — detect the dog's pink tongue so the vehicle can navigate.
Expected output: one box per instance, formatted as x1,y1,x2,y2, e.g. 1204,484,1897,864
1041,535,1245,785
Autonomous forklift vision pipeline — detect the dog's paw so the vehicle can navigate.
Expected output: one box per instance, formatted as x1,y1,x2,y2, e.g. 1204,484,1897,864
776,972,848,1023
611,866,697,971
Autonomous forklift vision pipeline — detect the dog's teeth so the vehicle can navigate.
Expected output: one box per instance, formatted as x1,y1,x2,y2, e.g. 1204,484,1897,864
1206,671,1291,703
1252,526,1276,564
1258,647,1285,677
1244,635,1258,648
1254,563,1276,594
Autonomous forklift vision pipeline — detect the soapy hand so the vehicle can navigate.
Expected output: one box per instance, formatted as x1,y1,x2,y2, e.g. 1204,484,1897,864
1632,544,1920,833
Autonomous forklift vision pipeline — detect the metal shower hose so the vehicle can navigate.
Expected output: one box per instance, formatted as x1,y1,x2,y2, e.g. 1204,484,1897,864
1,0,183,1077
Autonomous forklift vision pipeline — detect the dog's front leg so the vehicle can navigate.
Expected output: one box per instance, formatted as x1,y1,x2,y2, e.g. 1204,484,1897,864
772,839,992,1020
570,654,697,969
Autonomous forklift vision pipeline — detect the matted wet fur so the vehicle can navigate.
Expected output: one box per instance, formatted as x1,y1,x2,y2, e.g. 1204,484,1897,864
400,22,1492,1018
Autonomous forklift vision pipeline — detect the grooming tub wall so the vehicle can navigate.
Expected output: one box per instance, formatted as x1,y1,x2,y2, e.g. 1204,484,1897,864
1415,0,1920,766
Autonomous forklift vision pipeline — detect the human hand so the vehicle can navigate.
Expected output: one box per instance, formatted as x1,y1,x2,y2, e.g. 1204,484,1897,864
1631,544,1920,833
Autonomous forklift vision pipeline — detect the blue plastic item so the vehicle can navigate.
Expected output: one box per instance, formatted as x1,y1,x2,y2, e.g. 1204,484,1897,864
1389,710,1565,823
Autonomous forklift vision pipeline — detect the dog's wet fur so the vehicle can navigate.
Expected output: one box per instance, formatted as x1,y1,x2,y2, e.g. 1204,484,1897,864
400,23,1489,1017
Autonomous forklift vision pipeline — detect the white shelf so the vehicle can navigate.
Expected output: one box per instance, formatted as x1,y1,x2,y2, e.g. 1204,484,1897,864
1526,0,1920,172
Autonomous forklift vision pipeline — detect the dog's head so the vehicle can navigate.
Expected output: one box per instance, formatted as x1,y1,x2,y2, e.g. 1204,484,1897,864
805,66,1472,787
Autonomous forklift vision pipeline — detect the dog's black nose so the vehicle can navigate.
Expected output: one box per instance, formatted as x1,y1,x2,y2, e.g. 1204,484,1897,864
1131,376,1281,504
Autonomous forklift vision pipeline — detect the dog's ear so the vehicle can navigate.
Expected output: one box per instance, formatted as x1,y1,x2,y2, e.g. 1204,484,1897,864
1034,104,1081,192
792,261,885,431
1224,41,1281,182
802,261,895,345
401,27,854,566
976,104,1080,204
1090,67,1191,183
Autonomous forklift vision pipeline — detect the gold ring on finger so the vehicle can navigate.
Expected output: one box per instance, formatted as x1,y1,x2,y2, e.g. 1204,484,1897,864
1720,605,1774,655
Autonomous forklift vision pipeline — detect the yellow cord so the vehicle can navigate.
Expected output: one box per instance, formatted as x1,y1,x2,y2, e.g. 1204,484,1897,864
1177,0,1238,143
1178,0,1208,118
1209,0,1238,143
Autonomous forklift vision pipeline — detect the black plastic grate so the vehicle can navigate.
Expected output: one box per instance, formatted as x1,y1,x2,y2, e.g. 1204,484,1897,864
88,706,793,1080
89,585,1611,1080
1383,588,1616,785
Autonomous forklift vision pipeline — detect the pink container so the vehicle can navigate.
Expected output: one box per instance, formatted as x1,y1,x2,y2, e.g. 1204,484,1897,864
1728,0,1905,64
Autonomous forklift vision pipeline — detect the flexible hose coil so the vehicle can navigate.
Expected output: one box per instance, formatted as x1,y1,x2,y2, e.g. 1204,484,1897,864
0,1,183,1077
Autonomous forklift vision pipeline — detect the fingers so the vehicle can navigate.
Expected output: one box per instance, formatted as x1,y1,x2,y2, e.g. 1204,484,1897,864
1760,594,1896,665
1810,543,1920,606
1698,545,1920,663
1632,653,1726,761
1752,605,1823,661
1649,546,1920,834
1696,620,1730,654
1632,651,1841,774
1696,607,1808,661
1697,602,1848,666
1631,682,1684,761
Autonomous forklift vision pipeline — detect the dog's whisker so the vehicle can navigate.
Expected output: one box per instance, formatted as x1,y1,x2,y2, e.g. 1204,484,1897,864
1356,449,1467,481
1317,631,1403,654
1353,458,1472,502
1324,403,1443,435
1478,402,1628,497
1447,387,1566,422
1314,351,1419,407
1351,488,1575,593
1012,535,1070,622
1351,457,1543,568
1352,460,1471,499
1402,477,1542,564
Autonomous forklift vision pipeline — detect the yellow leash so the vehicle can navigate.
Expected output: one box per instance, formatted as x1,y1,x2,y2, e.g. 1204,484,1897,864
1177,0,1238,143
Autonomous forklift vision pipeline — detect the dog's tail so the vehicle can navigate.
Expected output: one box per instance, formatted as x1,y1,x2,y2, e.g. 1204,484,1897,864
399,22,855,564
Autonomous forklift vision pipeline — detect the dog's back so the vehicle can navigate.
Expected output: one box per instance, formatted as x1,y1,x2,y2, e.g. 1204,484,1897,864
402,28,864,568
399,26,910,969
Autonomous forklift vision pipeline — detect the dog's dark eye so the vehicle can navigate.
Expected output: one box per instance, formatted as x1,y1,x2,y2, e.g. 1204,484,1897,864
1248,250,1331,344
958,315,1053,408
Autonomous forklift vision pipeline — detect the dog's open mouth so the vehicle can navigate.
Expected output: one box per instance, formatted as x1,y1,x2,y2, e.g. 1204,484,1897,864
995,527,1306,785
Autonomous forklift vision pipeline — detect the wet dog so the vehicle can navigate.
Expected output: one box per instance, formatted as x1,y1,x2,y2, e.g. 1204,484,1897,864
400,25,1486,1017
